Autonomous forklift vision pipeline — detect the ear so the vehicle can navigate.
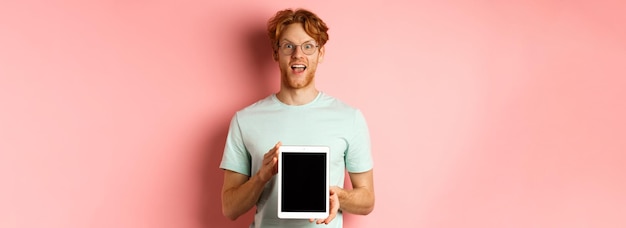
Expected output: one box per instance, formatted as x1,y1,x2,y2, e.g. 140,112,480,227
318,46,325,63
272,50,279,61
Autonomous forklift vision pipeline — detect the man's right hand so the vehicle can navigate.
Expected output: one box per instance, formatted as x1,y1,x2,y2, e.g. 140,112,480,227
257,141,281,183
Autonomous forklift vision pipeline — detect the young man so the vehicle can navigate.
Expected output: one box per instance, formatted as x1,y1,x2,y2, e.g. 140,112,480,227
220,8,375,228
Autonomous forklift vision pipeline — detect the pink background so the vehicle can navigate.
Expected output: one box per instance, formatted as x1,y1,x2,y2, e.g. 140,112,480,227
2,0,625,227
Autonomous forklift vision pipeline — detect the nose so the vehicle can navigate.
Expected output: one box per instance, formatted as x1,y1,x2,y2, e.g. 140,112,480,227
291,45,305,58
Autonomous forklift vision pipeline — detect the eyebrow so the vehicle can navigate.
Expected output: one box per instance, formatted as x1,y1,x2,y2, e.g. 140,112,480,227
280,39,316,44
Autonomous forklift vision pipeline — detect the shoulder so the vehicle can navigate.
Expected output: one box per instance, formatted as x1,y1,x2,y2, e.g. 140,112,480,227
318,92,358,111
318,92,365,120
235,94,277,117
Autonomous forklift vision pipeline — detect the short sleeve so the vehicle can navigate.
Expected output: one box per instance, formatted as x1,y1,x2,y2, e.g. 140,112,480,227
345,109,373,173
219,113,252,176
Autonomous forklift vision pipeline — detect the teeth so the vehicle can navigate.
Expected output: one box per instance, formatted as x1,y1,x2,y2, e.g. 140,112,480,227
291,64,305,68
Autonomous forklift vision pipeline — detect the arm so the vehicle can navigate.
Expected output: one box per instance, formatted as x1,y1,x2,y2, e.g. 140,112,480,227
334,169,375,215
221,170,266,220
221,142,281,220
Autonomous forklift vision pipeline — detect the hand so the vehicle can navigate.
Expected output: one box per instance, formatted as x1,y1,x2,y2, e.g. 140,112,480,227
256,142,281,183
310,187,341,225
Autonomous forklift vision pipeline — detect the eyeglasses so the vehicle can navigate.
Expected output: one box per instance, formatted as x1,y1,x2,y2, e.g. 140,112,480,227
278,42,319,55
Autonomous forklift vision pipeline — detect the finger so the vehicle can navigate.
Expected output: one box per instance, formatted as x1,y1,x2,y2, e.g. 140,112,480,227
271,141,281,151
263,148,279,163
263,152,272,163
265,142,281,157
263,155,272,165
321,189,339,224
271,142,282,154
309,218,324,224
272,157,279,174
271,142,281,165
322,207,337,224
324,212,336,224
263,159,277,172
264,148,275,158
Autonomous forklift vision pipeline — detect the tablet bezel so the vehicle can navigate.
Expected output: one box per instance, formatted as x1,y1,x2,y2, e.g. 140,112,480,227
277,145,330,219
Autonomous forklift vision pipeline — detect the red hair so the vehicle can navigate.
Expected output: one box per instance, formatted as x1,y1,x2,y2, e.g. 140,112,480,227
267,8,329,60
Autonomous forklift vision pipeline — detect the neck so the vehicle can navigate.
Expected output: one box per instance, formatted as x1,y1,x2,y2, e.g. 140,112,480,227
276,87,320,106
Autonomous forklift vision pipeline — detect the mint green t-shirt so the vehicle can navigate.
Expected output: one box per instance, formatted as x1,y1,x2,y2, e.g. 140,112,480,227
220,92,373,228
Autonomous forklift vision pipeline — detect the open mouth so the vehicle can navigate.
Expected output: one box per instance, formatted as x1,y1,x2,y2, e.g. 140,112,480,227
291,64,307,73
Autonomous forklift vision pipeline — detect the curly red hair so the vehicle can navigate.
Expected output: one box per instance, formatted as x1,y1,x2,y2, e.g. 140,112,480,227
267,8,329,60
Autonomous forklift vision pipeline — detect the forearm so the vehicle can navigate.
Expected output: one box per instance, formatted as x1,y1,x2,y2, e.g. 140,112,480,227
222,174,266,220
335,187,375,215
222,142,281,220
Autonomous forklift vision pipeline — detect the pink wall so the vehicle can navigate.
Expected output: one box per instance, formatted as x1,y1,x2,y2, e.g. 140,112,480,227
2,1,625,227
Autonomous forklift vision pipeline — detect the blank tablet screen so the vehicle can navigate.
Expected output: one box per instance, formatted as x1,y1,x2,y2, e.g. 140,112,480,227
281,152,327,212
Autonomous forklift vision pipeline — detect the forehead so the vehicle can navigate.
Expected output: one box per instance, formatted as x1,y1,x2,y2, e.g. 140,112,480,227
280,23,315,43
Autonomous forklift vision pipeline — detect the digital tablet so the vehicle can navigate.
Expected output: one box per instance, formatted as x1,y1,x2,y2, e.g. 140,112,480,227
277,145,330,219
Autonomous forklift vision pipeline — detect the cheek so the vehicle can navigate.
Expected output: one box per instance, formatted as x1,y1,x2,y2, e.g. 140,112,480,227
308,57,320,67
278,58,290,68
